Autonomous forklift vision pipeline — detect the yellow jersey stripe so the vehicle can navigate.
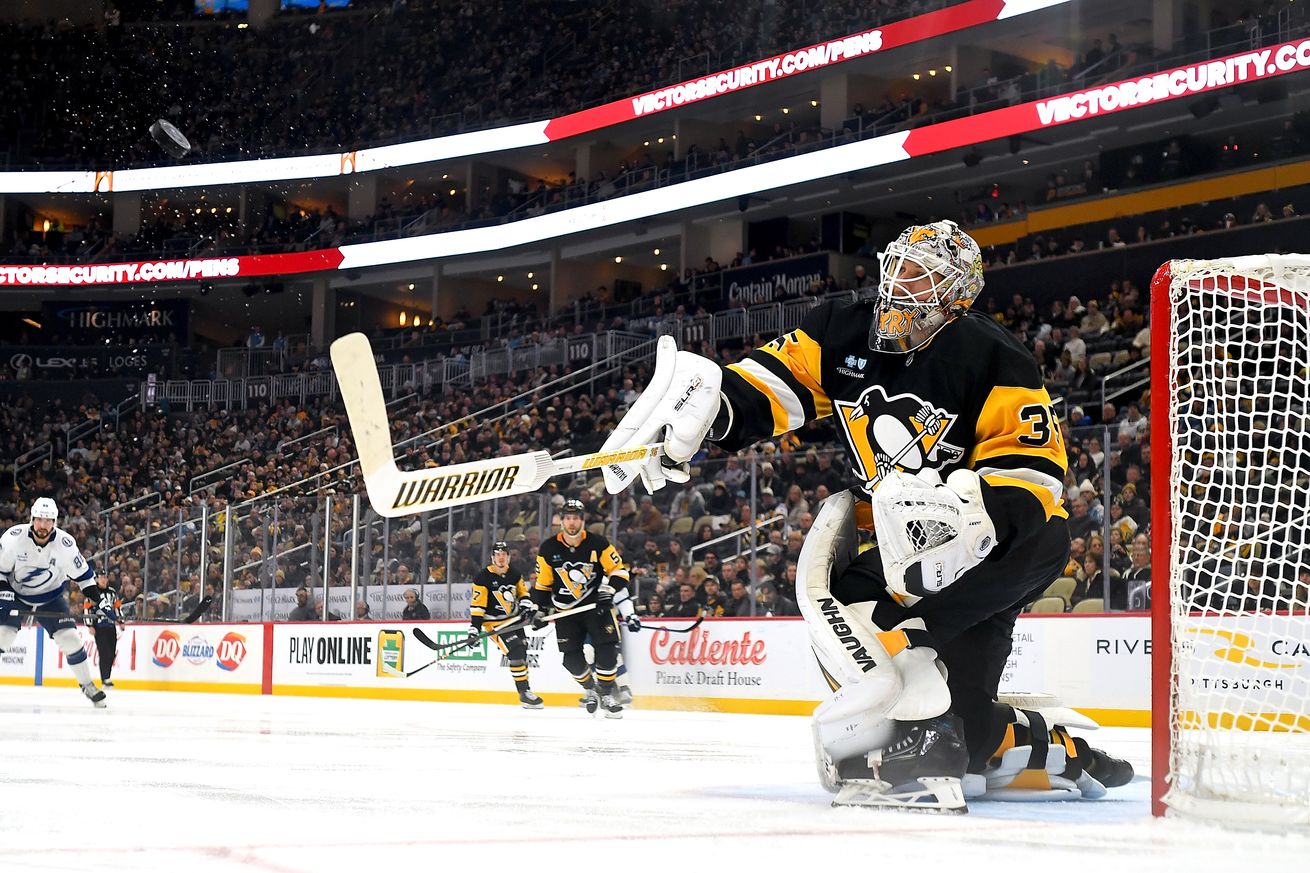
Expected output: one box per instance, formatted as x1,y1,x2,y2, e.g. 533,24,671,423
734,358,806,432
982,473,1069,521
727,362,791,436
756,333,832,419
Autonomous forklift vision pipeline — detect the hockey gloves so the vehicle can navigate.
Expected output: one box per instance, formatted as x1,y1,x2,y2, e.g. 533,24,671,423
600,335,723,494
871,468,997,605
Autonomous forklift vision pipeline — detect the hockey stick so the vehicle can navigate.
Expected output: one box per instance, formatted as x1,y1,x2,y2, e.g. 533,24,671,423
13,596,213,626
392,603,599,678
330,333,663,517
636,613,705,634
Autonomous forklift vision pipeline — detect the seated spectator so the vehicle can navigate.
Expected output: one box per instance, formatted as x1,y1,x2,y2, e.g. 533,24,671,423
725,579,752,616
402,588,430,620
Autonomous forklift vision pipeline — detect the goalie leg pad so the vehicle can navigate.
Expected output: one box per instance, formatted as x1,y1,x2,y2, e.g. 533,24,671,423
962,705,1133,800
0,625,16,651
801,493,957,797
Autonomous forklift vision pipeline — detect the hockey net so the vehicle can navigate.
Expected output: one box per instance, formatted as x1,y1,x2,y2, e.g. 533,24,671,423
1151,256,1310,827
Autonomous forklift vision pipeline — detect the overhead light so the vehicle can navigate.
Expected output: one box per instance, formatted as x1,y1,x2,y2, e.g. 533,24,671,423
657,137,664,144
945,65,953,72
428,318,434,327
781,107,790,114
21,317,41,329
41,219,50,232
672,134,677,140
449,188,456,196
929,69,937,77
660,264,668,271
810,99,819,107
442,174,448,180
653,248,660,255
225,207,232,213
399,312,407,326
237,22,248,29
1023,159,1030,165
912,73,921,80
497,275,504,282
407,283,415,291
614,256,623,263
210,207,217,213
527,271,534,279
531,283,539,291
644,140,650,146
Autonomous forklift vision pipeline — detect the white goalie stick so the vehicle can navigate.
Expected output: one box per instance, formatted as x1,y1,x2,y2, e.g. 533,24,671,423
330,332,664,516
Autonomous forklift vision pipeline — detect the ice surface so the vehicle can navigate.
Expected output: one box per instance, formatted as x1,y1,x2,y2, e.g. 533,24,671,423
1,686,1305,872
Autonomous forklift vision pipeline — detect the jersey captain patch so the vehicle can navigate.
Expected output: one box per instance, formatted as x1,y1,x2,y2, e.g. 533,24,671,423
834,384,964,492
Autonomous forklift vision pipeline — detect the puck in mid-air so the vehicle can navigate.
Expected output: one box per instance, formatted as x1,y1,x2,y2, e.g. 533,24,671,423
149,119,192,158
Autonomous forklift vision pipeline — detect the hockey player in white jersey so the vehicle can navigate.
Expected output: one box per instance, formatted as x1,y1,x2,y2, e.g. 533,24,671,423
0,497,107,707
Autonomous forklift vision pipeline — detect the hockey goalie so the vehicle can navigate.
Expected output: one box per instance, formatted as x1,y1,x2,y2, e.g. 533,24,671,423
600,221,1133,812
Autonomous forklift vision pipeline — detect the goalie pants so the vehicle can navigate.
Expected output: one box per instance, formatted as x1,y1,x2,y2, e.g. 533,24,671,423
831,517,1070,764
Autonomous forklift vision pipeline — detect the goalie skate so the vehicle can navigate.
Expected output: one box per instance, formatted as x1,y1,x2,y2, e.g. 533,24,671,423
829,715,969,814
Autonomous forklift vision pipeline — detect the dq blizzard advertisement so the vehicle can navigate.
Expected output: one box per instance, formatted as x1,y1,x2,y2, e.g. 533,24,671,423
40,625,262,691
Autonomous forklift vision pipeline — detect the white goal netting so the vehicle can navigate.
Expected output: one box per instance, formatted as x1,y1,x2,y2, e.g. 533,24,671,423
1158,255,1310,827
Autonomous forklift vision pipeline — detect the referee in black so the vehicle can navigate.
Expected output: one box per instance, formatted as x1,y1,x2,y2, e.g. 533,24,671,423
85,575,123,687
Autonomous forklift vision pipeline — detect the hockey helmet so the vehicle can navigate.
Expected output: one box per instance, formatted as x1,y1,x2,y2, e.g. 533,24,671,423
31,497,59,521
490,540,510,554
872,220,984,354
560,498,585,518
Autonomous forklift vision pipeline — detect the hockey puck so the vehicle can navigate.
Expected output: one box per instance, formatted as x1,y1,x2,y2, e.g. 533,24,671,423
149,119,191,159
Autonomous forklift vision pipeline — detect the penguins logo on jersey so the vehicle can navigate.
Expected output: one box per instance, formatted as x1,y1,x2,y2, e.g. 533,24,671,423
555,561,595,598
834,384,964,492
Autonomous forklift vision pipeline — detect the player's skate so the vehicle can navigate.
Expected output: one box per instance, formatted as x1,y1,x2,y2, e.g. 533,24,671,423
827,715,969,813
617,685,633,706
81,682,107,709
519,689,545,710
581,687,600,714
598,691,623,719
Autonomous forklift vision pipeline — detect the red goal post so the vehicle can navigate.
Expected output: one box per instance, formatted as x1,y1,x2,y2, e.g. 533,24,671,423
1150,256,1310,827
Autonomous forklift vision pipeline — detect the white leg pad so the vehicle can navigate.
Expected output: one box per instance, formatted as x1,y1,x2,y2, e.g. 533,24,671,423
0,626,17,650
799,493,951,772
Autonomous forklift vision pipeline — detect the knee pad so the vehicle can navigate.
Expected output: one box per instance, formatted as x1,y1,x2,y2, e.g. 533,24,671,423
0,625,16,651
52,627,89,664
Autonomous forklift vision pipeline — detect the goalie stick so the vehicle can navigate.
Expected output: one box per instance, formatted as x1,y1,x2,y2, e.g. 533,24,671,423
330,332,664,517
391,603,599,678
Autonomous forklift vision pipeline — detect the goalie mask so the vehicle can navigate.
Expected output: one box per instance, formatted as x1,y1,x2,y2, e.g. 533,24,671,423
872,221,984,354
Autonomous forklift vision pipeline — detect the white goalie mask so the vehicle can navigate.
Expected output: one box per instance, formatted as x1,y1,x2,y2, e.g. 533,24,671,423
872,220,985,354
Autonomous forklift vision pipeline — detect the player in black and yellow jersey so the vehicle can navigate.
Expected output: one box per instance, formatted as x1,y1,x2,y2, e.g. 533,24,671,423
532,499,640,718
598,220,1131,811
470,541,543,709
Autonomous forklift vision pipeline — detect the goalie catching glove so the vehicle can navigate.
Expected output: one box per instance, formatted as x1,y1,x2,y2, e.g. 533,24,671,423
871,468,997,606
601,335,723,494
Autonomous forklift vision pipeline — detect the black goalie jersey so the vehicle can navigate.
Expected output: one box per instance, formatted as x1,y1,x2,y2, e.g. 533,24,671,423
713,297,1068,555
533,531,630,610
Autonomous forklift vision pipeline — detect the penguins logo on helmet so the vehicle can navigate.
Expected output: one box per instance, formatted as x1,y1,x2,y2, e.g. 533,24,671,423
491,541,510,555
872,220,984,354
561,499,585,518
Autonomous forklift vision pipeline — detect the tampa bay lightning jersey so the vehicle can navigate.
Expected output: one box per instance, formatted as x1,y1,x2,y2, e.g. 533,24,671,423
0,523,96,605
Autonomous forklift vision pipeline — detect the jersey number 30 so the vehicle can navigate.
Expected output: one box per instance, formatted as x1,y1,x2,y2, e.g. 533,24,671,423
1017,403,1057,447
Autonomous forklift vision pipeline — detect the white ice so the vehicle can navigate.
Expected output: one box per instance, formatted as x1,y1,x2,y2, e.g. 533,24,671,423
2,686,1306,872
